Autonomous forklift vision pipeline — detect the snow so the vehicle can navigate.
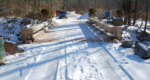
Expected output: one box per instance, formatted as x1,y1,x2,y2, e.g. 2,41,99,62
121,26,139,41
104,42,150,80
113,17,123,19
78,13,89,20
0,17,47,43
121,25,150,44
1,12,150,80
138,43,149,51
99,18,150,43
5,40,17,44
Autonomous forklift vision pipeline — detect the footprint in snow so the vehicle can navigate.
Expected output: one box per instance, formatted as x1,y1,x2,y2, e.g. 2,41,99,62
78,57,86,62
90,65,98,72
33,57,36,62
74,65,77,68
73,66,83,79
16,69,22,77
117,62,128,64
95,68,98,72
80,66,84,73
24,63,29,67
91,65,94,68
87,60,91,64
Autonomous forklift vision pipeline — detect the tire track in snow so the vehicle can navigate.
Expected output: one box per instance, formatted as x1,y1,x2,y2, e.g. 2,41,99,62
56,25,80,80
25,45,62,80
64,30,76,80
25,47,45,80
119,65,134,80
94,46,130,80
56,29,68,80
53,60,59,80
78,22,130,80
103,46,134,80
88,49,107,80
64,37,68,80
16,69,22,77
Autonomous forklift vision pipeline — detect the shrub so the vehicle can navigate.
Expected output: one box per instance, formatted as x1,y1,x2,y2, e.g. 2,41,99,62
20,19,31,26
26,11,35,18
34,12,44,20
26,11,44,20
49,11,54,18
26,8,54,20
41,8,50,17
0,11,4,16
89,8,97,17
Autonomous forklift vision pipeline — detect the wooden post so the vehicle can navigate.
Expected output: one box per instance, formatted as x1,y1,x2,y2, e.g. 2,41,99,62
0,37,6,64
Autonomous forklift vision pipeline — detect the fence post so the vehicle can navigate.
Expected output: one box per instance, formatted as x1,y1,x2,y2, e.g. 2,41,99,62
0,37,6,64
116,27,122,40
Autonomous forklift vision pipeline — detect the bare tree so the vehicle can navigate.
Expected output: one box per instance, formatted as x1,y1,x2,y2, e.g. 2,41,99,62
133,0,138,25
143,0,149,34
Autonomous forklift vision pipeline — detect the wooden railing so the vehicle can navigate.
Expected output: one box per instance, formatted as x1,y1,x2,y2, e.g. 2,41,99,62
21,21,50,43
88,18,122,40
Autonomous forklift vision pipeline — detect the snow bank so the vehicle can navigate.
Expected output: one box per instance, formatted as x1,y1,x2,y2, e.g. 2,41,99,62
122,26,139,41
78,13,89,20
121,25,150,44
69,11,81,18
0,17,45,43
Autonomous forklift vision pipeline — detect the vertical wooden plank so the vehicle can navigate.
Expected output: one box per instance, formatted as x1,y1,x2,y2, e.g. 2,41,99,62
0,37,6,64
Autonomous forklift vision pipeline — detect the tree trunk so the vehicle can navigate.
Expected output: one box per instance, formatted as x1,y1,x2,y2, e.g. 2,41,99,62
34,0,36,10
140,15,144,29
144,0,149,33
127,1,131,25
133,0,138,25
123,1,127,25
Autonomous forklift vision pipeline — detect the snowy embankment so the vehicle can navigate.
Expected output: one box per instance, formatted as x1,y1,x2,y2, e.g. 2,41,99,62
1,12,150,80
78,13,89,20
100,18,150,44
0,17,45,43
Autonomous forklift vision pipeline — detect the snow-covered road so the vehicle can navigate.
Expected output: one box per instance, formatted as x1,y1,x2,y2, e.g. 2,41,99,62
1,12,150,80
0,17,129,80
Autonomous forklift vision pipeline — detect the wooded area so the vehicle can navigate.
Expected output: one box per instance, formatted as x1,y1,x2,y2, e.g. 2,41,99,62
0,0,119,16
0,0,149,28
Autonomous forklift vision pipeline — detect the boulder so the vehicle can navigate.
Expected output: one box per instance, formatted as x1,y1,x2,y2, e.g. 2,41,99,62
113,39,119,43
4,42,24,55
121,40,133,48
134,43,150,58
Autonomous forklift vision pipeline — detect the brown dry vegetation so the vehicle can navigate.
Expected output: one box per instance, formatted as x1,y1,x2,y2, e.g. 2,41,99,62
0,1,119,18
0,0,149,28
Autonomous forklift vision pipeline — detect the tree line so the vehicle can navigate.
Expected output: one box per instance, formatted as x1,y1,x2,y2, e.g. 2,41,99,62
0,0,149,29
